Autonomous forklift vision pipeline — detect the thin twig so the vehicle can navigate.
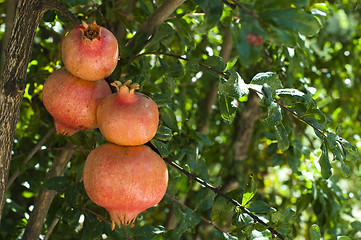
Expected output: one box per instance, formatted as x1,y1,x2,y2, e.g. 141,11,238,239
90,0,111,29
79,205,111,226
248,85,327,138
164,158,285,239
117,11,141,25
6,127,56,191
44,217,59,240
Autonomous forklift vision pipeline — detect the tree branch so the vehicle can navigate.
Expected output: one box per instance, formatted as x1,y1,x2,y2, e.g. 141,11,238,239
6,127,56,191
126,0,186,54
22,142,75,240
163,158,285,239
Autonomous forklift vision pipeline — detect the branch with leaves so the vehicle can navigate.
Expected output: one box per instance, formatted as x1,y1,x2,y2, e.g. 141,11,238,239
163,158,285,239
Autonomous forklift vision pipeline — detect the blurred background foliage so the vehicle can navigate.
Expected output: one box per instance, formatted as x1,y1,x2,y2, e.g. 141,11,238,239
1,0,361,239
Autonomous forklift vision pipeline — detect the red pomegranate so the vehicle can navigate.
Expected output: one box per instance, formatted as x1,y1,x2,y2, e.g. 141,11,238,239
61,20,119,81
246,33,263,46
42,67,111,136
83,143,168,229
96,80,159,146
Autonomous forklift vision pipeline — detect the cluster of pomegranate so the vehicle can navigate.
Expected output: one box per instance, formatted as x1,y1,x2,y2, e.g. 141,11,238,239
42,21,168,229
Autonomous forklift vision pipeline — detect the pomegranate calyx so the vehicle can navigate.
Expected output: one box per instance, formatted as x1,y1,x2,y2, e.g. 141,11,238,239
79,20,102,41
109,210,137,229
111,80,140,94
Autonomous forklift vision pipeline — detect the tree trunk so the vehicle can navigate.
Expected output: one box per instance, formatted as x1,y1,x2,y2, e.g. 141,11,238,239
0,0,78,221
0,0,47,221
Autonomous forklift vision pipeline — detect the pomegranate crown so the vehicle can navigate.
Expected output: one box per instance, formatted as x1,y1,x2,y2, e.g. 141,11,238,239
111,80,140,94
76,20,102,40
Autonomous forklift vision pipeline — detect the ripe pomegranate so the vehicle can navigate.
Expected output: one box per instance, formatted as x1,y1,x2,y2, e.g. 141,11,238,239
96,80,159,146
83,143,168,229
61,20,119,81
246,33,263,46
42,67,111,136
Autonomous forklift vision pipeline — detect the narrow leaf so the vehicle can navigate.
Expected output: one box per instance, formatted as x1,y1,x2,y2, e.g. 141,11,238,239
218,94,238,122
310,224,321,240
275,123,289,151
319,143,332,179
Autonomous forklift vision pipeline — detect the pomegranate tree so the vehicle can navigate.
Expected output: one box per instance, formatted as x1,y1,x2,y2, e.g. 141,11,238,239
61,20,119,81
96,80,159,146
42,67,111,136
83,143,168,229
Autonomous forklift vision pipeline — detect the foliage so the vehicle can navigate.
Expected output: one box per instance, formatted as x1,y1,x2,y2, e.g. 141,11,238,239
1,0,361,239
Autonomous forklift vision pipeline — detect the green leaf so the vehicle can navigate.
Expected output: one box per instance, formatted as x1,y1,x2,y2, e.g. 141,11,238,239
81,214,104,240
193,0,224,31
246,200,276,213
153,93,172,107
65,183,80,208
161,106,178,132
62,207,82,226
351,220,361,231
218,94,238,122
242,175,256,206
147,24,175,51
129,225,166,240
336,237,351,240
194,188,216,211
233,212,254,229
150,139,169,158
212,189,243,225
255,0,296,10
251,72,283,90
155,125,173,141
43,176,71,191
275,123,289,151
310,224,321,240
259,84,275,107
319,142,332,179
267,25,299,47
204,55,226,73
337,137,359,162
262,102,283,126
166,60,185,79
260,8,322,36
218,71,249,99
173,205,201,238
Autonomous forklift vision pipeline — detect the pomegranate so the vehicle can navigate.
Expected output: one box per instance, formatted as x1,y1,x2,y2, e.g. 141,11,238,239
246,33,263,46
83,143,168,229
61,20,119,81
42,67,111,136
96,80,159,146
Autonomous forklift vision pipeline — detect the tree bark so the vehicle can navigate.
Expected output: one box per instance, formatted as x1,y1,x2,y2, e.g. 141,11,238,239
0,0,78,221
22,142,75,240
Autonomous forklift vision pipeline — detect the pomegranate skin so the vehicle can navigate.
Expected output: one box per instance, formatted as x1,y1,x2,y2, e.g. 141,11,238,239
83,143,168,228
61,21,119,81
97,83,159,146
42,67,111,136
